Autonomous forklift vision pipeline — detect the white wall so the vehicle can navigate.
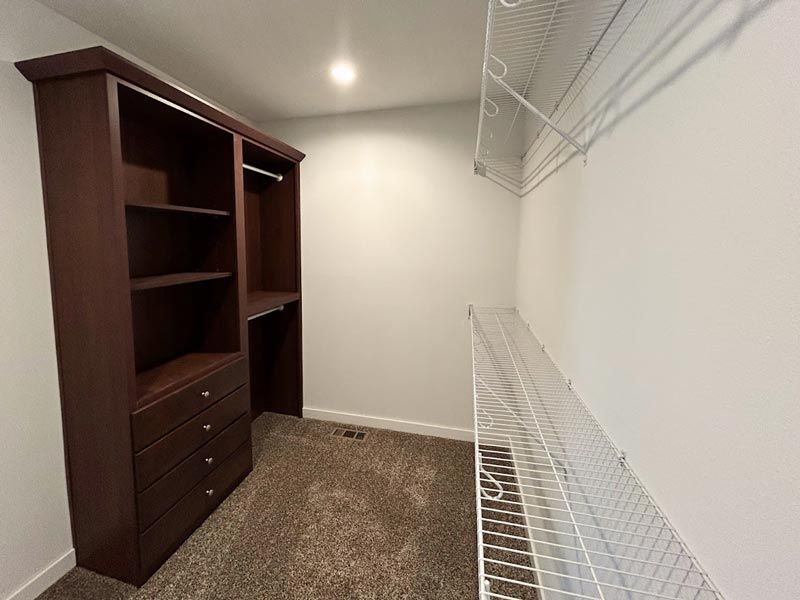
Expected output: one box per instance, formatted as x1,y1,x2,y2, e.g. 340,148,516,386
0,1,248,598
515,2,800,599
0,3,101,597
0,63,74,600
266,103,519,437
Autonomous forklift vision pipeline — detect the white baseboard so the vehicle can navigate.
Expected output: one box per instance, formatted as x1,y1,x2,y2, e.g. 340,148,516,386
6,549,75,600
303,407,473,442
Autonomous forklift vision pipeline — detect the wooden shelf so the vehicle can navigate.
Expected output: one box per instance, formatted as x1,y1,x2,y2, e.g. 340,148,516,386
246,290,299,317
126,202,230,217
136,352,242,408
131,272,232,292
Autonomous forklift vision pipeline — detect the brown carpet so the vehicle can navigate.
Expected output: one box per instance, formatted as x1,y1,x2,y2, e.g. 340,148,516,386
39,413,478,599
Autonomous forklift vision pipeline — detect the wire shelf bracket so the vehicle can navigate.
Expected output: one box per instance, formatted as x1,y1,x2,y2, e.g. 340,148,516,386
470,306,726,600
488,55,587,157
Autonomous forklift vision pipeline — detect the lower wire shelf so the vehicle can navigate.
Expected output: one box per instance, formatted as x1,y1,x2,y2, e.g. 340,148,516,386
470,307,724,600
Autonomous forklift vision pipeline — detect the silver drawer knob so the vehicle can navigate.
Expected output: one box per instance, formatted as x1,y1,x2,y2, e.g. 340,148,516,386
205,457,214,465
205,488,214,497
202,424,212,432
201,390,210,398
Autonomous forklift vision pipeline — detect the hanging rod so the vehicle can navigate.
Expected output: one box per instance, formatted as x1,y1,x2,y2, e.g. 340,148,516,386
247,304,284,321
243,163,283,182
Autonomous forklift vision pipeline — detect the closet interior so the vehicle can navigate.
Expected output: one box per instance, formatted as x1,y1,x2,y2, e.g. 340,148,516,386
9,0,792,597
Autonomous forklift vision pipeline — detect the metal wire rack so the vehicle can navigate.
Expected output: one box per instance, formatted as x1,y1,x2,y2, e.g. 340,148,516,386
471,306,725,600
474,0,642,195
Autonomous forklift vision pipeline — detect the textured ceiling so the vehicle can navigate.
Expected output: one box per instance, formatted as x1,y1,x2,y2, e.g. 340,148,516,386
37,0,488,121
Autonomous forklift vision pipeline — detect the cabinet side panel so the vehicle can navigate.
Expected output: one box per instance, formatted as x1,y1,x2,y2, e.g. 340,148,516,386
34,74,140,583
233,136,250,357
293,166,304,413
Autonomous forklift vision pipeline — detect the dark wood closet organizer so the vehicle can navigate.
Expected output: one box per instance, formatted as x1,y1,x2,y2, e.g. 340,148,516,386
16,47,304,586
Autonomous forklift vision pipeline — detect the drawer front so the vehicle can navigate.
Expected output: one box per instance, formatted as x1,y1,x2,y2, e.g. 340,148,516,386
139,442,252,578
137,414,251,531
132,357,248,451
135,386,249,491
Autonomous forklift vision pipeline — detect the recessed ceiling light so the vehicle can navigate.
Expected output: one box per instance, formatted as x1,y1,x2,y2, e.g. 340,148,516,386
330,62,356,85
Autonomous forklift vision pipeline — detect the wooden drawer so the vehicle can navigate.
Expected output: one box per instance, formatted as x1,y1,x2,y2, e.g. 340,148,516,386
131,357,248,451
137,414,251,531
139,441,252,578
139,443,251,578
135,386,249,491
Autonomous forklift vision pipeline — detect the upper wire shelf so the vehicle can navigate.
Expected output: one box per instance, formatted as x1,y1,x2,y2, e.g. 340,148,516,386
470,306,725,600
474,0,635,196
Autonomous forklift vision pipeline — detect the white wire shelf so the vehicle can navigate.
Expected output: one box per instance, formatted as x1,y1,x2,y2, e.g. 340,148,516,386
474,0,641,195
471,307,725,600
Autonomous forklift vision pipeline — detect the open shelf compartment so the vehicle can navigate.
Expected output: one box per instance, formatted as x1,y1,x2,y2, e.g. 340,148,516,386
118,82,235,212
131,281,242,408
118,82,243,408
247,301,301,417
242,139,298,300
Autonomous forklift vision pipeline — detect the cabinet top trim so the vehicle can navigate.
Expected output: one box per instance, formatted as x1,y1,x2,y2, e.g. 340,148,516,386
15,46,304,164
